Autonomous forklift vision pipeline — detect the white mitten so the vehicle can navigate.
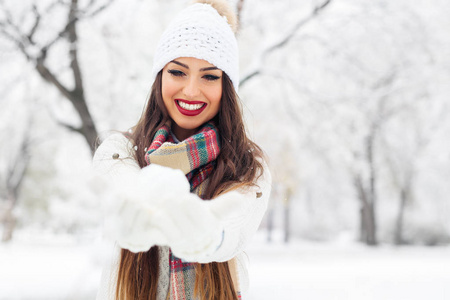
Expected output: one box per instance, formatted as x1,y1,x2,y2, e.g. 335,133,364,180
102,163,224,259
153,188,252,261
150,192,224,261
102,164,191,252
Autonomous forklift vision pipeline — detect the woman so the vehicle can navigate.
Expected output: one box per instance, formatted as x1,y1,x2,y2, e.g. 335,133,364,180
93,1,271,299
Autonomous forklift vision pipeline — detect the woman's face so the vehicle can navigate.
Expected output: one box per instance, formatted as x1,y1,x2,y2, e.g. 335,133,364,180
161,57,223,141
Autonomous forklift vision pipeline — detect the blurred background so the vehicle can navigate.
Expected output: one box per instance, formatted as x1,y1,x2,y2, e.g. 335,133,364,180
1,0,449,299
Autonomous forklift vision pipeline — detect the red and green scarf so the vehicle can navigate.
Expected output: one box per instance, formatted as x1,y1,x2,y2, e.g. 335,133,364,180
145,122,220,195
145,122,239,299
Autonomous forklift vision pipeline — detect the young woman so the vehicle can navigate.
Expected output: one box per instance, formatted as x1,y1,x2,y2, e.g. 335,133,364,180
93,1,271,299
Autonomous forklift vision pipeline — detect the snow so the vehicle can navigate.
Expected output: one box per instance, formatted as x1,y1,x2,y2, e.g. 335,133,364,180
246,233,450,300
1,0,450,298
1,231,449,300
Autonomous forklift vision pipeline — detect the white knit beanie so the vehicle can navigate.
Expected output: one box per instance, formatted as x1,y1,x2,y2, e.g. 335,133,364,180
150,2,239,91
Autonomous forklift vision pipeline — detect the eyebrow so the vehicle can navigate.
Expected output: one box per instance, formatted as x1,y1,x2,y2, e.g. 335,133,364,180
170,60,219,72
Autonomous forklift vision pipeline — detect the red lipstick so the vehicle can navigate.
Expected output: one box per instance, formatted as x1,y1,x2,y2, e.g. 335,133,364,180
175,99,207,116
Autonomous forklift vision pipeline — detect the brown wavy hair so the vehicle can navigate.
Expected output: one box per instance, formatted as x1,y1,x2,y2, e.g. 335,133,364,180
115,71,264,300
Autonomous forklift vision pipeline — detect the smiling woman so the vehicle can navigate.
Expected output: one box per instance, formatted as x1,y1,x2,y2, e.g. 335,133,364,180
162,57,223,140
93,1,271,300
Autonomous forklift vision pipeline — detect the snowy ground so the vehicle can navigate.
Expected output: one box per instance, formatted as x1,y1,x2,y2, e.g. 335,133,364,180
246,233,450,300
1,231,449,300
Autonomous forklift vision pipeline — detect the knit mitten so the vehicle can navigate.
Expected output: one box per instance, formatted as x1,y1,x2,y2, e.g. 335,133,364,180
102,164,224,259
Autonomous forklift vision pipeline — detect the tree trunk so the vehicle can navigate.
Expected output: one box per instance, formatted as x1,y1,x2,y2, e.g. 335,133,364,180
67,0,98,154
30,0,98,155
365,201,377,245
366,131,377,245
1,194,17,242
72,94,99,154
1,117,31,242
355,175,367,242
394,175,412,245
394,188,407,245
266,206,274,243
354,174,377,246
0,0,115,155
283,188,292,243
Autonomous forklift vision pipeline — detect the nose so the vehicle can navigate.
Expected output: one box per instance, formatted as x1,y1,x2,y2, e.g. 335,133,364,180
183,76,201,99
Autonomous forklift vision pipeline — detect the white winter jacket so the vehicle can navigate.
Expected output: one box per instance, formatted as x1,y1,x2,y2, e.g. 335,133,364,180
93,133,271,299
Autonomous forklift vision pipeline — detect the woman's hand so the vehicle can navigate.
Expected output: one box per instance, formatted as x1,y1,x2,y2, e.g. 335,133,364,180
101,164,224,260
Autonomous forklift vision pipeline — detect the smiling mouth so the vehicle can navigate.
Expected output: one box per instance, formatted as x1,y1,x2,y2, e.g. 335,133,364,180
175,99,207,116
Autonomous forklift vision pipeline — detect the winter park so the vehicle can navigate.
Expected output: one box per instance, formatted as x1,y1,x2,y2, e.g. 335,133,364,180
1,0,450,299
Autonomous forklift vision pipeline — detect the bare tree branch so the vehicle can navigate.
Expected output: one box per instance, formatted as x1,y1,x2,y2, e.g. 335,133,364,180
26,4,41,44
6,112,32,199
314,0,332,14
46,103,83,134
41,14,78,53
240,0,333,87
0,25,32,60
0,24,23,51
84,0,116,18
40,0,115,53
35,55,73,100
2,112,32,242
6,141,30,197
57,121,83,134
239,69,259,87
68,0,83,92
2,5,20,33
44,1,67,14
0,6,29,43
87,0,96,8
0,3,36,60
0,0,115,155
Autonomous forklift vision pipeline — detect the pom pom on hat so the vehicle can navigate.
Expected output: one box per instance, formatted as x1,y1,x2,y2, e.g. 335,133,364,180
151,0,240,91
192,0,238,33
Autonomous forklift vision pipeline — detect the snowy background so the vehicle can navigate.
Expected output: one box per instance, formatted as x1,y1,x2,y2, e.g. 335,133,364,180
1,0,450,299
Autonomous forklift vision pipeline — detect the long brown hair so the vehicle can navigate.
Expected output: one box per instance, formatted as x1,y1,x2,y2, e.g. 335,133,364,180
115,71,264,300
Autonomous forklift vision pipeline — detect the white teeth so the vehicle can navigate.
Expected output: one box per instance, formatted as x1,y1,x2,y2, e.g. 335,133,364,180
178,101,204,111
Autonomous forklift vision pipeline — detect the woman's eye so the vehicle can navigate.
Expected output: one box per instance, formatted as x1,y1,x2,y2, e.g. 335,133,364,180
168,69,185,77
203,74,221,81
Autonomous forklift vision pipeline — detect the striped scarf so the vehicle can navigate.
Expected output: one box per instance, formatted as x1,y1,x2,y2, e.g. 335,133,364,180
145,122,220,299
145,122,220,193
